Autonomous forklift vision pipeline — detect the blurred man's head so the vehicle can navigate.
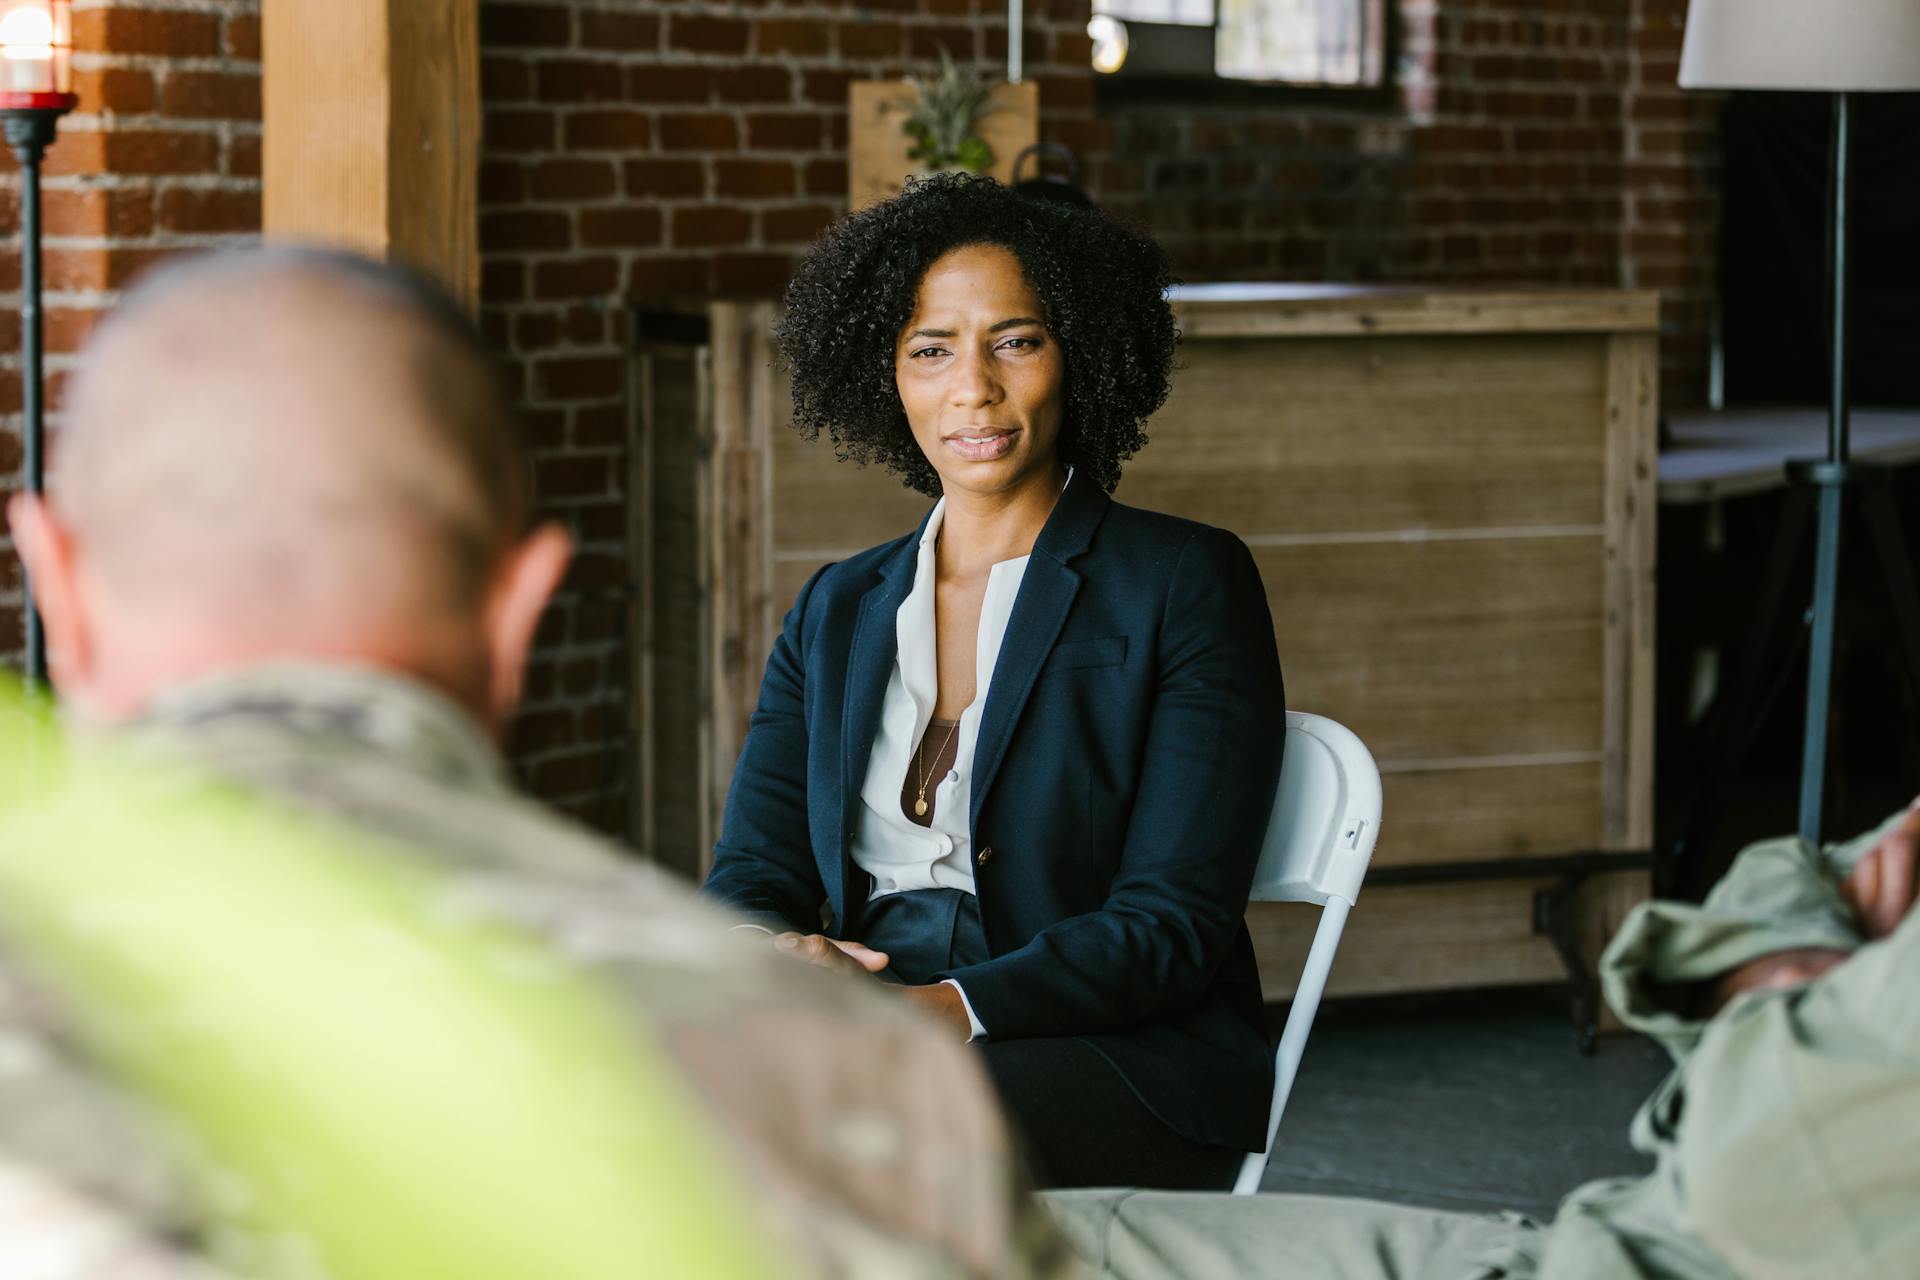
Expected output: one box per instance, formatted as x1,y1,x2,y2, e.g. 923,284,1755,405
7,248,571,730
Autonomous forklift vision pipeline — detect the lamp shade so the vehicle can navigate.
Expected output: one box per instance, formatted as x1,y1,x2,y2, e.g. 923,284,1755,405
1679,0,1920,91
0,0,75,108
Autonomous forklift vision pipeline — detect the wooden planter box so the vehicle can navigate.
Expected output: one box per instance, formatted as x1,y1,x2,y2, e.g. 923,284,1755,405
632,285,1660,1001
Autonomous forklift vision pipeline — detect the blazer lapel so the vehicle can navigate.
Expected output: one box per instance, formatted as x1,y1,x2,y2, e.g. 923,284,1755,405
969,478,1110,826
838,521,926,909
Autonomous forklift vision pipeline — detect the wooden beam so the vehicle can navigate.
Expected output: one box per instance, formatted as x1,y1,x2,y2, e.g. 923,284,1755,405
261,0,480,307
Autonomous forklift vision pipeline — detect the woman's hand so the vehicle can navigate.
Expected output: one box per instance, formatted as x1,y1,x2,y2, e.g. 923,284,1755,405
896,982,973,1040
772,932,891,978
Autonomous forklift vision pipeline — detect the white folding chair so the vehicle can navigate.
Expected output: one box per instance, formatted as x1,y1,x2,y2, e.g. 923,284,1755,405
1231,711,1381,1195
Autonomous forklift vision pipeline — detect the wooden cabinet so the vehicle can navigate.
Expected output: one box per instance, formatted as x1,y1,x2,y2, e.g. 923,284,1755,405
634,284,1660,999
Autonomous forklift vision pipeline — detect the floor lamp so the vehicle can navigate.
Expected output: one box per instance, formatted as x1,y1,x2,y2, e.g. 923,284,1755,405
1678,1,1920,847
0,0,76,688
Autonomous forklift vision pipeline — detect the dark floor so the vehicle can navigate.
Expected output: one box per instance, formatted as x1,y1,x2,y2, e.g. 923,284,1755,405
1257,987,1673,1219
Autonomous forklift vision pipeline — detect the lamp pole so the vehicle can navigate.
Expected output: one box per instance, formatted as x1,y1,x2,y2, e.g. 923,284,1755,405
5,107,63,686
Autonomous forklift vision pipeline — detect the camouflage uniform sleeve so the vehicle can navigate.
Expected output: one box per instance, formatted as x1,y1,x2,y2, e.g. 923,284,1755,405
1598,809,1906,1059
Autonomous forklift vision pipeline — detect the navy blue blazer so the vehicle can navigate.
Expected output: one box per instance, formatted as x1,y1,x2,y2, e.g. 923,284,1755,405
703,477,1285,1151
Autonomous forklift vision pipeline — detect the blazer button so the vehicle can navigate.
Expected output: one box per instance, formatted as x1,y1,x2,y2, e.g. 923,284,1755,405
976,845,994,867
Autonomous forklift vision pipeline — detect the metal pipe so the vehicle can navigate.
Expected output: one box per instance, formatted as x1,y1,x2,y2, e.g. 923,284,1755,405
1828,91,1850,465
1007,0,1023,83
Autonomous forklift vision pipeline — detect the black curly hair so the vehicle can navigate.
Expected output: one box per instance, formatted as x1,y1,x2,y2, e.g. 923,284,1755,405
775,172,1177,497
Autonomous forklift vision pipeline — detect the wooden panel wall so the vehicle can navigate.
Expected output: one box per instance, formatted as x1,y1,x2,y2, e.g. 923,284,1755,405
261,0,481,306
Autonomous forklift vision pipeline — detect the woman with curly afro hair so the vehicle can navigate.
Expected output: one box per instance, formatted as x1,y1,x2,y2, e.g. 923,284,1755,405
705,174,1286,1190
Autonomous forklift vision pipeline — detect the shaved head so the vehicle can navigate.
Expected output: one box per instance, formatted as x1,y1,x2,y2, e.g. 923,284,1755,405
14,248,571,725
57,249,525,622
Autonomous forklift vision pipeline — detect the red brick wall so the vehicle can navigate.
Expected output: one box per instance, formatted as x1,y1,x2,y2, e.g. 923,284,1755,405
2,0,1721,834
0,0,261,664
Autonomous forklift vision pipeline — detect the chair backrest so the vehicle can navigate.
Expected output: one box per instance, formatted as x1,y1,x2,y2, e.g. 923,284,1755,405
1247,712,1381,910
1232,711,1381,1195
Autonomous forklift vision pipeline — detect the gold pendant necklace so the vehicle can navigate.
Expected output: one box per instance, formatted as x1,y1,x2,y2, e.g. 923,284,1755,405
915,720,960,818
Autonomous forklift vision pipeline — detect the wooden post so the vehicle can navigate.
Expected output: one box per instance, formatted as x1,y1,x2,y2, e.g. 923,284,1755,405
260,0,480,307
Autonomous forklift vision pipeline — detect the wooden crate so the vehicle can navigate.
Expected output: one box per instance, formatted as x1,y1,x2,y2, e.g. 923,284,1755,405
634,285,1660,997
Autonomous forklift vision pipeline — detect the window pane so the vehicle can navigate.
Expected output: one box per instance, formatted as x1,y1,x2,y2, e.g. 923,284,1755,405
1216,0,1382,85
1093,0,1213,28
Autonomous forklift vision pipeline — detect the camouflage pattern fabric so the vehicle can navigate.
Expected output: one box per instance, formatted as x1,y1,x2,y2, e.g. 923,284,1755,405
0,664,1080,1280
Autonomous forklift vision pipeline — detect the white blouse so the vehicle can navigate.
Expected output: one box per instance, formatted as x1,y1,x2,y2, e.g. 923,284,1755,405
849,495,1031,898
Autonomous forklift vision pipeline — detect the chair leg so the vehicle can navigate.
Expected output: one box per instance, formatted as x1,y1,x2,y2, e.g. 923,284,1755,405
1234,898,1350,1194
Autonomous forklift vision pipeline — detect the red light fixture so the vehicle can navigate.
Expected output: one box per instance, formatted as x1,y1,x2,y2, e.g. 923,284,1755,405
1,0,77,686
0,0,76,110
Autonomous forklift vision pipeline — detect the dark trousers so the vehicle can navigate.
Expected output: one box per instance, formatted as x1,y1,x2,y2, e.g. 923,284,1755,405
861,888,1245,1191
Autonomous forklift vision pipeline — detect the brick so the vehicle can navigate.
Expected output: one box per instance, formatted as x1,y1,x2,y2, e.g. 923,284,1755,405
715,252,794,293
534,256,620,300
93,131,223,177
837,21,904,60
530,749,605,797
659,113,738,152
627,256,708,293
624,158,705,198
580,11,659,50
564,110,652,150
227,132,262,178
746,112,822,150
225,13,261,61
531,158,618,200
161,71,262,121
801,69,854,104
715,65,792,103
514,310,563,352
72,8,219,57
669,15,749,56
564,307,606,344
715,159,794,198
573,409,625,449
760,203,833,244
481,260,527,305
625,64,711,103
480,4,573,48
480,160,525,204
160,188,261,235
485,109,556,152
535,59,625,103
579,207,664,248
803,158,847,197
71,67,154,115
483,56,532,101
758,20,830,58
669,206,750,249
480,210,571,253
508,708,576,757
536,356,623,400
907,25,974,60
536,455,614,499
44,307,101,355
44,188,154,238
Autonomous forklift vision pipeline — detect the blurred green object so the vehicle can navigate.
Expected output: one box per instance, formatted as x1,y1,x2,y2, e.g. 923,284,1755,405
0,680,779,1280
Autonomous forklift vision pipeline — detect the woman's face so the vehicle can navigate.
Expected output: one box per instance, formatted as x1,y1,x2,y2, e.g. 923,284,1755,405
894,243,1066,500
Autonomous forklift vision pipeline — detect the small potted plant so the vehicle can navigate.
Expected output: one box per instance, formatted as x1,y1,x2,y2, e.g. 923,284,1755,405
902,50,996,176
847,53,1038,208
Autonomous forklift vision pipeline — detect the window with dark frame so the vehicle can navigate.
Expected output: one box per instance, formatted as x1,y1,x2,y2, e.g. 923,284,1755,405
1089,0,1388,90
